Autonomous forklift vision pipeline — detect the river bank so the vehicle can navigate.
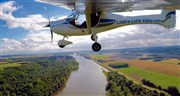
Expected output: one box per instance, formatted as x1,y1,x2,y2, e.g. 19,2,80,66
53,55,107,96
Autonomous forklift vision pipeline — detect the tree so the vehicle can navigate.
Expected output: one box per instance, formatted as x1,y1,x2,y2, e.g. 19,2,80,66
167,86,179,96
106,72,164,96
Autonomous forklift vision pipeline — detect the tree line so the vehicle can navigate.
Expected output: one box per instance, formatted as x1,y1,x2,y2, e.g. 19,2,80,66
142,79,180,96
106,71,168,96
108,63,129,68
0,56,79,96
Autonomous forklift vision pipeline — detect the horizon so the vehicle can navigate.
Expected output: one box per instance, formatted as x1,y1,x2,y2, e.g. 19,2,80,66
1,45,178,57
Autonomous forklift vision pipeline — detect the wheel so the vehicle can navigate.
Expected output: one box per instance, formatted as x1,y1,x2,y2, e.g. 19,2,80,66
91,35,98,41
91,35,95,41
92,43,101,52
59,45,65,48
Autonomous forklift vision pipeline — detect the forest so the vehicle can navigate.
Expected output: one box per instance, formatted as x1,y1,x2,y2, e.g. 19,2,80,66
106,71,168,96
0,56,79,96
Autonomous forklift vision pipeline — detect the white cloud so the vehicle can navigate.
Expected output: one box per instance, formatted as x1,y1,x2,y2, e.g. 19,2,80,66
2,31,56,55
98,24,179,49
0,1,19,14
175,10,180,30
1,30,91,55
0,1,48,30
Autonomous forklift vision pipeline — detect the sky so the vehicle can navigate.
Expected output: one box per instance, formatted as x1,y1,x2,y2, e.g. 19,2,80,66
0,0,180,56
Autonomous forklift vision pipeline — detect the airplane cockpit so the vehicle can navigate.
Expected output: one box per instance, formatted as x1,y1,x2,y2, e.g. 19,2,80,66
66,12,100,29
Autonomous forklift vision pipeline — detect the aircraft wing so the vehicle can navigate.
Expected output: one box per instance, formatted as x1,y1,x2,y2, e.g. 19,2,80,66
36,0,180,13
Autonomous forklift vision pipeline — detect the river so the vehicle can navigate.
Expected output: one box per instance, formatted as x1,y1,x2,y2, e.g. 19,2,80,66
53,55,107,96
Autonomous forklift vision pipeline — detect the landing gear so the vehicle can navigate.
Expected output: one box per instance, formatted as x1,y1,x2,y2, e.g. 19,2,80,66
91,34,101,52
58,36,66,48
92,43,101,52
91,35,98,41
59,45,65,48
58,36,72,48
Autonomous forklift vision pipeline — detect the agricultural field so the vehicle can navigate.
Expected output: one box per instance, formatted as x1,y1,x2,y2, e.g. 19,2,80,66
0,62,21,70
117,65,180,91
90,54,180,91
118,60,179,76
91,54,111,60
160,59,180,65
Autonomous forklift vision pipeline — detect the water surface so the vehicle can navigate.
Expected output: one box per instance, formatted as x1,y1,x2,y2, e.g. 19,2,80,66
54,55,107,96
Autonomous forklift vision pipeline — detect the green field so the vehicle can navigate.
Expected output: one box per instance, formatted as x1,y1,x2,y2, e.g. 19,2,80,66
0,63,21,70
117,66,180,91
91,55,110,60
160,59,180,65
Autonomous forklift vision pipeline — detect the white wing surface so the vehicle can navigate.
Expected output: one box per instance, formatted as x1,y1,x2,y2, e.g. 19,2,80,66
36,0,180,13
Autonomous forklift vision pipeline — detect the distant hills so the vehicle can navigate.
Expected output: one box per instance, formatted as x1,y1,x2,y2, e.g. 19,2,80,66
1,46,179,60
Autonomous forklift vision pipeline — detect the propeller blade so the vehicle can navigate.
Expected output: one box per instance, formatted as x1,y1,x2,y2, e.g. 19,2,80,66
51,30,53,44
44,6,50,24
44,6,53,44
45,24,50,27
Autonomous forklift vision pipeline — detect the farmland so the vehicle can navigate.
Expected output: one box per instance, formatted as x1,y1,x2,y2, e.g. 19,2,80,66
117,66,180,90
160,59,180,65
90,51,180,91
0,62,21,70
117,60,180,76
91,54,111,60
84,46,180,95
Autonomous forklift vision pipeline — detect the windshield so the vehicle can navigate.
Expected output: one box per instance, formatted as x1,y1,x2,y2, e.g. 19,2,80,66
67,12,78,20
67,12,99,28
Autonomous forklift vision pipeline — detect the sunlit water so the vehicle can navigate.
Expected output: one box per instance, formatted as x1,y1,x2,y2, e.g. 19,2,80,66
53,55,107,96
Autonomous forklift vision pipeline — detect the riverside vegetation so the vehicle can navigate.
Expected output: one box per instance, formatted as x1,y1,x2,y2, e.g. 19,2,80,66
106,71,168,96
0,55,79,96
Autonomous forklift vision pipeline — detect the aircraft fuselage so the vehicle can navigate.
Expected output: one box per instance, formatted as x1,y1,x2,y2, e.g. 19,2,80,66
51,10,175,36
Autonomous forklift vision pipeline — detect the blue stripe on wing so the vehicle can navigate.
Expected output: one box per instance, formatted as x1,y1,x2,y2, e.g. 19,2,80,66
62,22,68,24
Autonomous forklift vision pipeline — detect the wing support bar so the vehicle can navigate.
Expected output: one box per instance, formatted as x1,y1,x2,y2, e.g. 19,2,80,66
85,1,92,34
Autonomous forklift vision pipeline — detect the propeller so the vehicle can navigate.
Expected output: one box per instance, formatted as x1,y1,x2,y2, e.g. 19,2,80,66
44,6,53,44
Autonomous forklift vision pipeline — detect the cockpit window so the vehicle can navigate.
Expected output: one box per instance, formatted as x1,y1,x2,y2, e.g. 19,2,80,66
67,12,86,28
66,12,76,22
67,12,77,19
67,12,100,29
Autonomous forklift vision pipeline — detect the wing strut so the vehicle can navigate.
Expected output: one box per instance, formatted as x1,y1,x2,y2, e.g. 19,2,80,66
85,12,92,34
85,1,92,34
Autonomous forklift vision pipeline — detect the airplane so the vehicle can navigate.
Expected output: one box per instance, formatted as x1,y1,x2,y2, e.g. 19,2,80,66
37,0,180,52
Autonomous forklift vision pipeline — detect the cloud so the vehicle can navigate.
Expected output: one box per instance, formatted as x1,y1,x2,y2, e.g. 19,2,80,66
175,10,180,30
0,1,48,31
1,29,91,55
98,24,179,49
0,1,19,14
2,31,56,55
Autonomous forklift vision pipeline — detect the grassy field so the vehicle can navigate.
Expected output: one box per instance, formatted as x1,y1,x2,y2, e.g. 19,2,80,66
160,59,180,65
90,54,180,92
0,63,21,70
117,66,180,91
115,60,179,77
0,62,8,64
91,54,111,60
